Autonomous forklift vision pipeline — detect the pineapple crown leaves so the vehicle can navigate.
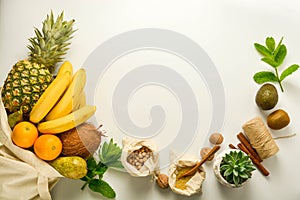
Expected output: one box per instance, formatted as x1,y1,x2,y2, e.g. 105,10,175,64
27,11,76,73
220,150,256,186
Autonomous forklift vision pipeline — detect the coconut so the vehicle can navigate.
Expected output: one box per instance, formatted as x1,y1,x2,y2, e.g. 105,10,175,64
60,122,103,159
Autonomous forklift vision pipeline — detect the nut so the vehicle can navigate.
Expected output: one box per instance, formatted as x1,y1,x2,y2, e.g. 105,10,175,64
127,146,152,170
156,173,169,189
209,133,224,145
200,147,214,161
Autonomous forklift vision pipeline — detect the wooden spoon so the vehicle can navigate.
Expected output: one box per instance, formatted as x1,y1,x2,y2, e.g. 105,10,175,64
177,145,221,179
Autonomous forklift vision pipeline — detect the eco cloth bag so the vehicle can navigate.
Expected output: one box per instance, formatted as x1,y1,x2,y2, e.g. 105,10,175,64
0,98,62,200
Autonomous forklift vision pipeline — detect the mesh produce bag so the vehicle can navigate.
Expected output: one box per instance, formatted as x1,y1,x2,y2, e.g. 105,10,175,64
0,98,62,200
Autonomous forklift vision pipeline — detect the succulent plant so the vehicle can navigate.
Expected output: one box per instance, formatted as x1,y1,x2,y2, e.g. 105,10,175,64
220,150,255,186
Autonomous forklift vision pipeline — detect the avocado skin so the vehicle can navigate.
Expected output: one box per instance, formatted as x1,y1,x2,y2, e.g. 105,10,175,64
255,83,278,110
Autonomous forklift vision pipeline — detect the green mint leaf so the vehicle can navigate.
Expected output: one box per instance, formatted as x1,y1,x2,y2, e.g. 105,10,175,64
253,71,278,84
274,44,287,66
83,170,96,180
80,176,89,182
89,179,116,199
265,37,275,52
86,157,97,170
261,57,279,68
280,64,299,81
273,36,284,57
254,43,272,58
94,163,108,177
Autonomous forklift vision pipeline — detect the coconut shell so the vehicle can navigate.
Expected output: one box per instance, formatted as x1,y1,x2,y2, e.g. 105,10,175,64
60,123,103,159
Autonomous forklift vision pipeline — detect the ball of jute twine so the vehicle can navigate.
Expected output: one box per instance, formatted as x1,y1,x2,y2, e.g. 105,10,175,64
242,116,279,160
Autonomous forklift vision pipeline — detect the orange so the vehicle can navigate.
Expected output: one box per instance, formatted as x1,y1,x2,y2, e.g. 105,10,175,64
34,134,62,161
11,121,38,148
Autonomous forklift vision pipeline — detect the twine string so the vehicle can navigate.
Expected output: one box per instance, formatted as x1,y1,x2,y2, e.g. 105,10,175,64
242,117,279,160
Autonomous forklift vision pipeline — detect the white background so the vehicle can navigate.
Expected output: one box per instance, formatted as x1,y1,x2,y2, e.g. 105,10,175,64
1,0,300,200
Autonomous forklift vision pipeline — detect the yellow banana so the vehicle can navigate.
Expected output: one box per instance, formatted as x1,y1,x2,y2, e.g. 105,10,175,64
38,105,96,134
30,71,72,123
46,68,86,120
73,91,86,111
77,91,86,109
57,61,73,78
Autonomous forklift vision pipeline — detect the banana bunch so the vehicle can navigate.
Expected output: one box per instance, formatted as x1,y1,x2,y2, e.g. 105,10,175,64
29,61,96,134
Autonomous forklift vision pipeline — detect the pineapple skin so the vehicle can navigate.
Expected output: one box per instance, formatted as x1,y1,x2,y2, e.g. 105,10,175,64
1,11,75,118
1,59,53,116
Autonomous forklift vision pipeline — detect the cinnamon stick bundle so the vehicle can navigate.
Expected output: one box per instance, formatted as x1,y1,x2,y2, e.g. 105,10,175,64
237,132,262,162
238,143,270,176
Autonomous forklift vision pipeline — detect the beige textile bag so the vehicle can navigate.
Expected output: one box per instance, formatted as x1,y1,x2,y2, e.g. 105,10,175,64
0,98,62,200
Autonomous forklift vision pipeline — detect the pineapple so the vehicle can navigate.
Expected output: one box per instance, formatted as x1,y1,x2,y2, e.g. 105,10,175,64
1,11,75,118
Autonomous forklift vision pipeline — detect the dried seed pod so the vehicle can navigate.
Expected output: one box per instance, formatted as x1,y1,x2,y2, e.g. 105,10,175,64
209,133,224,145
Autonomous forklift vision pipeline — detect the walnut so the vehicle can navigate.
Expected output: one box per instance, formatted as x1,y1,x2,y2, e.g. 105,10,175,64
209,133,224,145
156,174,169,189
200,147,214,161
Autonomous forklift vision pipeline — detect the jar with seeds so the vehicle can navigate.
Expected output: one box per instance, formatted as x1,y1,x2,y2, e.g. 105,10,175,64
121,137,159,177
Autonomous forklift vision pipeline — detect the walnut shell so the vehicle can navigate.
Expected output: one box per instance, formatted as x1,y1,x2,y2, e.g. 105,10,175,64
156,174,169,189
60,123,103,159
209,133,224,145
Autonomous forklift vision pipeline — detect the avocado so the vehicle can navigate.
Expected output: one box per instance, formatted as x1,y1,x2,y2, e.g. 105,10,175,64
255,83,278,110
50,156,87,179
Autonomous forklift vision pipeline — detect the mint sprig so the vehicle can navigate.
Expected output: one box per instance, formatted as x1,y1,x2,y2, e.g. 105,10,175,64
81,138,123,199
253,36,299,92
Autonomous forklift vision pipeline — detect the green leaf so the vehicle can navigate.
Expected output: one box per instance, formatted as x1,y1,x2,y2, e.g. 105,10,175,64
86,170,96,179
274,44,287,66
100,138,122,165
280,64,299,81
82,138,122,198
265,37,275,52
261,57,279,68
86,157,97,170
88,179,116,199
223,168,233,177
273,36,284,57
80,176,89,182
105,151,122,164
253,71,278,84
94,163,108,177
233,175,241,186
101,141,109,157
220,164,230,171
254,43,272,58
105,160,124,169
233,169,239,177
239,172,249,179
